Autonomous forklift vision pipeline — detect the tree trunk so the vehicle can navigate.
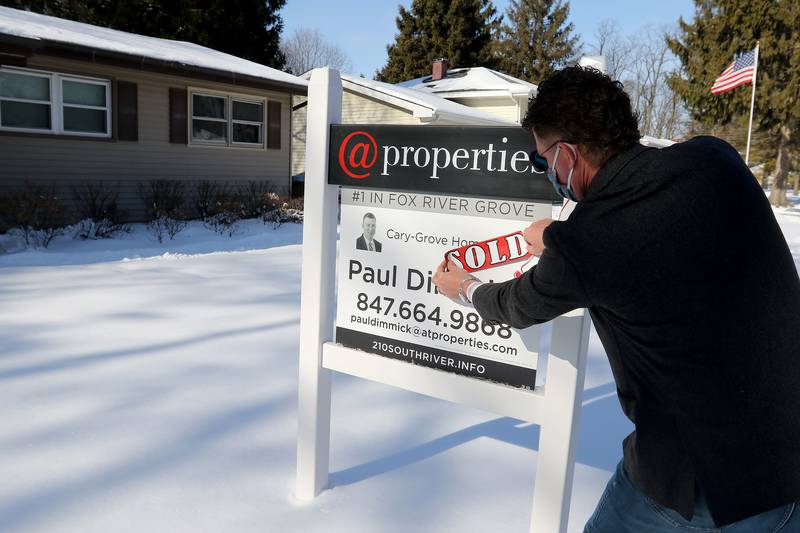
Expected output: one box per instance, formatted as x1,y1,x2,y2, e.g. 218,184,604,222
768,124,792,207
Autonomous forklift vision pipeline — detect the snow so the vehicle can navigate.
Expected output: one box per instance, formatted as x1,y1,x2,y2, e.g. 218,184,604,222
397,67,537,98
0,6,306,89
0,202,798,533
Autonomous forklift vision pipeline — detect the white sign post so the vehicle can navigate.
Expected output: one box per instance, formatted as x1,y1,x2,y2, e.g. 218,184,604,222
296,67,591,533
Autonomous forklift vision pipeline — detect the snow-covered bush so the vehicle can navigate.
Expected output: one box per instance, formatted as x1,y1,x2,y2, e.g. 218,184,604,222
139,180,186,220
139,180,187,242
284,196,304,212
0,183,65,248
71,218,131,240
147,216,186,244
195,180,245,236
71,182,130,239
239,181,276,218
204,210,241,237
261,195,304,229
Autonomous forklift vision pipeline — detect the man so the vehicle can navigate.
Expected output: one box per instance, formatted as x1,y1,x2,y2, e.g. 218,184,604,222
433,66,800,531
356,212,382,252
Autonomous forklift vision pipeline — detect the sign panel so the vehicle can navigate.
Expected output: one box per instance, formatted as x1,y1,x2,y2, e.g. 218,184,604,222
329,124,560,202
336,187,551,388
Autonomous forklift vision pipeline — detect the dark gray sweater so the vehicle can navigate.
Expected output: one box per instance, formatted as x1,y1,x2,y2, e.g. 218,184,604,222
473,137,800,526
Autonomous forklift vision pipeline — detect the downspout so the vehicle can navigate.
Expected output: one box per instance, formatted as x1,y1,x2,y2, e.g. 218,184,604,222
288,94,293,196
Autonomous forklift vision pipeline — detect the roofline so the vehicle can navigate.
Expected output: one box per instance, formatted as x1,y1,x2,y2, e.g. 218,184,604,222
0,33,308,95
420,88,533,99
432,109,516,126
341,76,513,125
341,76,433,118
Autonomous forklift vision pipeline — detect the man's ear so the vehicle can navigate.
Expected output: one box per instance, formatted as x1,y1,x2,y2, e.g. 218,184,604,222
559,142,578,166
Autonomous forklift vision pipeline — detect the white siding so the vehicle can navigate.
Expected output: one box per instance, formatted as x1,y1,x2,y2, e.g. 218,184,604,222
291,89,418,179
449,96,521,124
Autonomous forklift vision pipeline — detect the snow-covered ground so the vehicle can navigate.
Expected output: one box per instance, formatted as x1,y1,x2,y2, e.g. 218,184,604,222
0,201,798,533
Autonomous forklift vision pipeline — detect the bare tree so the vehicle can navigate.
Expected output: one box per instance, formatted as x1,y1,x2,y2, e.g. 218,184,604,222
281,27,353,75
591,19,632,82
591,21,687,140
625,26,685,139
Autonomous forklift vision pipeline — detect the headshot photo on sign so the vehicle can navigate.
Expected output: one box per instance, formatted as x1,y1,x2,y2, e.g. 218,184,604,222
356,212,382,252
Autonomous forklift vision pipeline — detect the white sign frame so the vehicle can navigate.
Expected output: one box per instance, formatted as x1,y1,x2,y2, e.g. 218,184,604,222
296,67,591,533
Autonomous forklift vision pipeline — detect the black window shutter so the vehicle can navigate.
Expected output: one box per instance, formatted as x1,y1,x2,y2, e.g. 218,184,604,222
116,81,138,141
169,88,188,144
267,101,281,149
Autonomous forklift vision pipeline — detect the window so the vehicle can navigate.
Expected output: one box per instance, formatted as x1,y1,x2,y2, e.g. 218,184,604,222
190,90,266,148
0,69,52,131
192,93,227,143
232,100,263,145
0,67,111,137
62,78,109,134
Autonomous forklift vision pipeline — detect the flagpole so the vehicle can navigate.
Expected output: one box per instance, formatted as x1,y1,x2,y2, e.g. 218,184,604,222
745,41,759,165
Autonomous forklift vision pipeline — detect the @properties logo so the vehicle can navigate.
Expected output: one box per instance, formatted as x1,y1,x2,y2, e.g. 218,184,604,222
338,130,378,179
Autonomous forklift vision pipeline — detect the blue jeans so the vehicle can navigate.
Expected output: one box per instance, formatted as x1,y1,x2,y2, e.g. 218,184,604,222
584,461,798,532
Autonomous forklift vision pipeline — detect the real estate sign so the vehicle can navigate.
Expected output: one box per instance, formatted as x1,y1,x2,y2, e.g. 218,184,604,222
330,125,555,388
297,71,591,533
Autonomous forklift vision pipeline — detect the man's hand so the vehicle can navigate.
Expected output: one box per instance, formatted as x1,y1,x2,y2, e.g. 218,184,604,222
523,218,554,256
433,258,470,300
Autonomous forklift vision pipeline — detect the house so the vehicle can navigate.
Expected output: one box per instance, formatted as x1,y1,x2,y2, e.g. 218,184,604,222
291,71,515,194
397,59,537,125
402,59,682,152
0,7,307,221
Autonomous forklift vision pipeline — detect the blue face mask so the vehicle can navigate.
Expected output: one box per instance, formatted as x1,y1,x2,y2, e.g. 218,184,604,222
533,143,579,202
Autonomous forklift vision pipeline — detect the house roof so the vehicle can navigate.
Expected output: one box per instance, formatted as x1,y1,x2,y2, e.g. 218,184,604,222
298,71,516,126
397,67,537,100
0,6,307,93
340,73,517,125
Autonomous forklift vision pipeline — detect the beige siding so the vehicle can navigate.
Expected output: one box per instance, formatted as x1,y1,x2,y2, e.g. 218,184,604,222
291,89,419,180
341,90,419,125
450,96,521,124
0,55,296,221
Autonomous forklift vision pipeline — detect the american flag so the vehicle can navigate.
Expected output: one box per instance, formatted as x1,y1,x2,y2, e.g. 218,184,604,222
710,48,757,94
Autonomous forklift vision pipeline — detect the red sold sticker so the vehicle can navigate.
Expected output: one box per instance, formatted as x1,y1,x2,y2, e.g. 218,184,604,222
445,231,532,273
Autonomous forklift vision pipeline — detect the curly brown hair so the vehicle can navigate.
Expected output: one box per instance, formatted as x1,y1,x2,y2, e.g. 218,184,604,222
522,66,641,165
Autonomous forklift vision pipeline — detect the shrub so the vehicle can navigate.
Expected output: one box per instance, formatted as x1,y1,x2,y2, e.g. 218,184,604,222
147,215,186,244
138,180,187,242
0,196,11,234
239,181,277,218
261,195,304,229
195,180,244,236
71,182,130,239
1,182,65,248
283,196,304,211
139,179,186,220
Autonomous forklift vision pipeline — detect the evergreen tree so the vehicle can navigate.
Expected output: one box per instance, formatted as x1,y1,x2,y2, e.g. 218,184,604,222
1,0,287,69
667,0,799,206
375,0,501,83
496,0,580,84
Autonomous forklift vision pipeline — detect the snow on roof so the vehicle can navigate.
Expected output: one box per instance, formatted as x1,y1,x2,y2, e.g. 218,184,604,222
397,67,537,98
339,73,516,125
0,6,307,90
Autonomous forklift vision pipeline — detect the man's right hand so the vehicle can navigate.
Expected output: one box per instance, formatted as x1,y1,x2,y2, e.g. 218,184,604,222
523,218,554,256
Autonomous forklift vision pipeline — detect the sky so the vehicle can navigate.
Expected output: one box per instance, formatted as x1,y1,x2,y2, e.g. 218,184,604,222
280,0,697,78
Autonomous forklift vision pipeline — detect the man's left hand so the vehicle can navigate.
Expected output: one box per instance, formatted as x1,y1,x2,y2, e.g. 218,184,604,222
523,218,554,256
433,258,469,300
